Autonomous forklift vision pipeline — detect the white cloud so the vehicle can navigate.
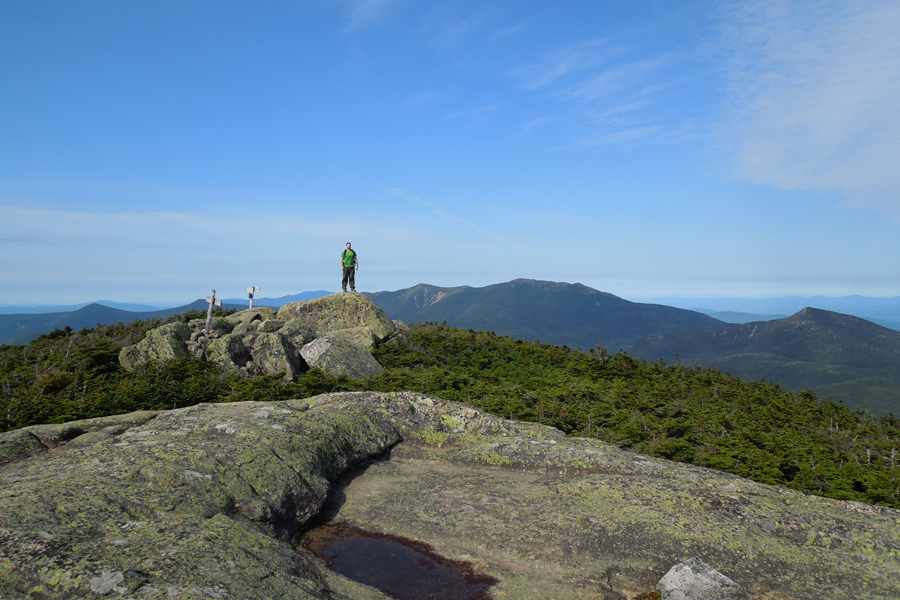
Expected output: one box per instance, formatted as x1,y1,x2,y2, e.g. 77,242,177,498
716,0,900,213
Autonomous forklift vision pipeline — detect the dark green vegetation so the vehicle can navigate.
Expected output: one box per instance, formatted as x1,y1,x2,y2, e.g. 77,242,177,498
630,307,900,416
365,278,724,351
2,319,898,510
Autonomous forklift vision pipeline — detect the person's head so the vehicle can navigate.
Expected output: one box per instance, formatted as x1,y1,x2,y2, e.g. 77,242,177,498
346,242,352,249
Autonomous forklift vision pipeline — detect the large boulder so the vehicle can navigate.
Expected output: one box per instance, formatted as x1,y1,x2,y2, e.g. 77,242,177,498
325,326,377,352
658,559,751,600
277,293,397,342
300,336,383,380
279,319,315,348
118,322,192,371
206,333,250,374
251,332,304,381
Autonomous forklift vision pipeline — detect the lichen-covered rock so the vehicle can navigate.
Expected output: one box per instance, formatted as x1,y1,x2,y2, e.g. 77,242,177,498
251,332,303,380
277,293,397,342
1,392,899,600
224,307,277,325
300,336,383,380
310,393,900,600
257,318,286,332
206,333,250,374
325,326,377,352
118,322,192,371
279,319,315,348
231,321,252,337
392,320,411,338
658,559,751,600
209,317,234,335
0,398,399,600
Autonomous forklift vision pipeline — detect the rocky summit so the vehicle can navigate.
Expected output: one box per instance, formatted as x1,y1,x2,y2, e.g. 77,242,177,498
118,293,399,381
1,391,898,599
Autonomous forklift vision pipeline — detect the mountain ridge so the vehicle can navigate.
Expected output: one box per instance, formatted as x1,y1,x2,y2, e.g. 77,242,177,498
629,307,900,415
365,278,725,351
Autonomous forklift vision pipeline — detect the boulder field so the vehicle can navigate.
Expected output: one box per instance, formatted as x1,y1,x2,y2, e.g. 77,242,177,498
118,293,400,381
1,391,898,599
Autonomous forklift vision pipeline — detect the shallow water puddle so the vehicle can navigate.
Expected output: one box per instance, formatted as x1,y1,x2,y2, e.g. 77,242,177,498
301,523,496,600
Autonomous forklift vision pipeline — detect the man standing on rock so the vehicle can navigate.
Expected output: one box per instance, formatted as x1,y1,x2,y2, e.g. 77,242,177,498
341,242,358,292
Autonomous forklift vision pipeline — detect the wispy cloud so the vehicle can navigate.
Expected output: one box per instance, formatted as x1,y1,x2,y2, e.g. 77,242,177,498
407,90,440,107
490,21,529,40
446,103,501,119
716,0,900,213
509,38,689,147
518,116,549,136
508,39,624,91
344,0,404,32
552,56,672,103
389,188,524,250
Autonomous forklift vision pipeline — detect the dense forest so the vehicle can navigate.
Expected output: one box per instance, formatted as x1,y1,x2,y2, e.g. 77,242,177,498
2,316,898,510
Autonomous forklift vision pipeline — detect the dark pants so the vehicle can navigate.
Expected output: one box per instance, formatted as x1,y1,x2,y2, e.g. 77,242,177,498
342,267,355,291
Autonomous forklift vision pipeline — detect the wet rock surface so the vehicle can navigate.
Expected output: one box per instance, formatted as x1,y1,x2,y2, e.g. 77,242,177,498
301,523,497,600
1,391,898,599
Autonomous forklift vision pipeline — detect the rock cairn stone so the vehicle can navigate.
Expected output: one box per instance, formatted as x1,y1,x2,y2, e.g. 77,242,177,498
658,558,751,600
277,292,397,342
118,293,400,381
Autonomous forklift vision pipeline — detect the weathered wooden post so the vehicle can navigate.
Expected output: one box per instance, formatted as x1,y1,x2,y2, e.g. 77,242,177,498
205,289,222,335
247,286,259,309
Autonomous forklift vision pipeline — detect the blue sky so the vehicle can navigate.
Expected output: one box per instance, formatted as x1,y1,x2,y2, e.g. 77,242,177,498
2,0,899,304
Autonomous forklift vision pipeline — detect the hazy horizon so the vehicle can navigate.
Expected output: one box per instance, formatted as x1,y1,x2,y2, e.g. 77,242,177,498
2,279,899,313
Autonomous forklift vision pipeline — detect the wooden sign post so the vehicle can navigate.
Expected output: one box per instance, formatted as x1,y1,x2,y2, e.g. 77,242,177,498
247,286,260,309
205,289,222,335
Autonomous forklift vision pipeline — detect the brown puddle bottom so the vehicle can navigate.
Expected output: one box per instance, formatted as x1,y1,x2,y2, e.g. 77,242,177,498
300,522,497,600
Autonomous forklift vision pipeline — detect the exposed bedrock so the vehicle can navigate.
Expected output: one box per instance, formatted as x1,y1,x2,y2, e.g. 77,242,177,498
1,392,898,599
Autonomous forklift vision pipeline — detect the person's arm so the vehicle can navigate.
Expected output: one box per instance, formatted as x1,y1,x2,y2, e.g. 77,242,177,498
355,254,359,270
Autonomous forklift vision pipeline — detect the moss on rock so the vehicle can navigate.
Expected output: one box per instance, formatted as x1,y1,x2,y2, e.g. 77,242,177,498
251,332,303,380
224,307,277,325
300,336,383,380
324,326,377,352
206,332,245,373
118,323,192,371
277,293,397,342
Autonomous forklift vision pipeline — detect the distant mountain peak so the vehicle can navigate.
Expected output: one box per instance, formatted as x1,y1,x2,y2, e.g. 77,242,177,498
365,279,721,351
